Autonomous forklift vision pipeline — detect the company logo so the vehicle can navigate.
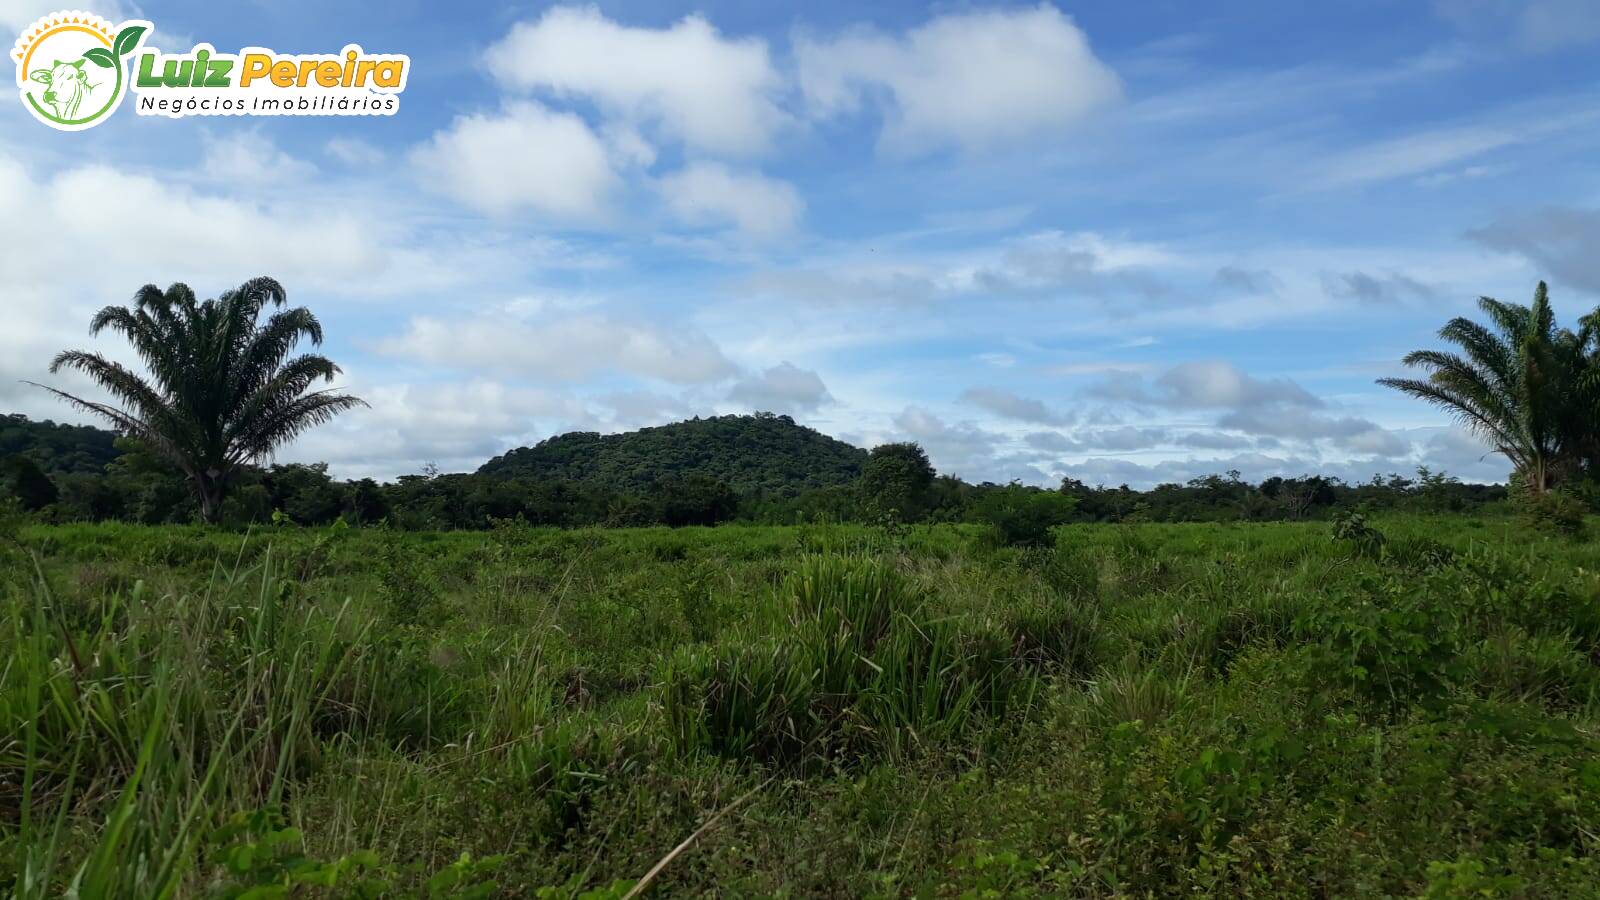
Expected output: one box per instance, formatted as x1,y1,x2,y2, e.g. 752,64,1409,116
12,11,148,131
13,10,409,131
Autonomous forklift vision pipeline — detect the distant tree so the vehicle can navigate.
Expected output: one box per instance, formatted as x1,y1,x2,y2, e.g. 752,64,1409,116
268,463,344,525
343,478,390,525
1379,282,1598,495
33,278,365,522
860,442,935,521
0,455,58,511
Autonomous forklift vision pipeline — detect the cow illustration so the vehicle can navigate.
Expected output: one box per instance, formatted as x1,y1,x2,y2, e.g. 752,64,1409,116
29,59,95,120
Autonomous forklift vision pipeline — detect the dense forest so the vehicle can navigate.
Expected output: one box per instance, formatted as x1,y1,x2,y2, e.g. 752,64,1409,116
0,414,120,474
0,411,1511,533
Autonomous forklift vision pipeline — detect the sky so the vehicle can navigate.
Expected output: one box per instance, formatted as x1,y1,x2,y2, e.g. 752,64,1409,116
4,0,1600,488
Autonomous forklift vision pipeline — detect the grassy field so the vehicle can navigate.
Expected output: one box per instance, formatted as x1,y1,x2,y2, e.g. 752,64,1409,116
3,516,1599,897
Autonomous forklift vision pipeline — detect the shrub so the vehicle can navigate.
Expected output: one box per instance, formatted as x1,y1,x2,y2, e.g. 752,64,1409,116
1515,488,1587,539
974,485,1078,548
1331,510,1386,559
1296,574,1466,706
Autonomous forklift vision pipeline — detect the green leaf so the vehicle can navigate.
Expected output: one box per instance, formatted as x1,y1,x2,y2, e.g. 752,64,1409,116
81,47,115,68
114,24,148,57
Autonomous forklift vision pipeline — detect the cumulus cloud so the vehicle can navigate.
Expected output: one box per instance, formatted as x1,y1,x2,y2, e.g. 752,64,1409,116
795,4,1121,154
1420,426,1512,482
200,131,317,184
411,102,621,219
485,5,786,156
0,156,383,287
1082,360,1412,458
1132,361,1323,410
1218,407,1409,456
893,407,1014,480
1467,207,1600,294
283,378,589,479
597,390,700,429
727,362,832,413
375,313,737,385
959,387,1074,426
658,163,803,238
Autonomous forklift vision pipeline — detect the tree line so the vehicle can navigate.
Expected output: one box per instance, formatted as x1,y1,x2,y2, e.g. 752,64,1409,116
5,276,1590,533
1,428,1506,534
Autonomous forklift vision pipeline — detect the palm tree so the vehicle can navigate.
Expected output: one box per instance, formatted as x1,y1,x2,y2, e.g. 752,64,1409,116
32,277,365,523
1378,281,1595,495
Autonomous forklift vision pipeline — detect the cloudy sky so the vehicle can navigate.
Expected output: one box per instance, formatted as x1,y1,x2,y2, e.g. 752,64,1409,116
5,0,1599,486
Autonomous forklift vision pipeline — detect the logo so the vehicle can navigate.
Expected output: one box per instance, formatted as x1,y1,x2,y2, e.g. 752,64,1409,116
13,10,408,131
12,10,148,131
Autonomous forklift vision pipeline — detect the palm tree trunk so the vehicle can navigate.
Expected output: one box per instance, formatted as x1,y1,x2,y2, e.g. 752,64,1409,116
195,472,225,524
1525,459,1550,496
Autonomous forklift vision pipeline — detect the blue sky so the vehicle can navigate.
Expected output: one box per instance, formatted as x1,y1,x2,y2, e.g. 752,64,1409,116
5,0,1600,486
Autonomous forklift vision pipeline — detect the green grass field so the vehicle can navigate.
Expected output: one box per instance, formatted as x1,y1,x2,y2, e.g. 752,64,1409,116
4,517,1599,897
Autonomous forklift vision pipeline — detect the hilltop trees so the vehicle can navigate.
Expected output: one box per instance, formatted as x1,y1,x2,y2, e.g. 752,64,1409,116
33,278,364,523
1380,281,1600,496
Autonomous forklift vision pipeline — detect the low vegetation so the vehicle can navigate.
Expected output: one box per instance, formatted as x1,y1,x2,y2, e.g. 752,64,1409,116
3,515,1598,896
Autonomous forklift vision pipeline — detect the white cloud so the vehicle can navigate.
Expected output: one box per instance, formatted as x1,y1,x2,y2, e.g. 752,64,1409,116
283,378,589,479
201,131,317,184
0,154,385,295
325,137,387,167
796,4,1121,154
890,406,1047,482
375,312,737,385
411,102,620,219
657,162,803,238
1145,361,1323,410
959,387,1074,426
485,5,787,156
727,362,832,413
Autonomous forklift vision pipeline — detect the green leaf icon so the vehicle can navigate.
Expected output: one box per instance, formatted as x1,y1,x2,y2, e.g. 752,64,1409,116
113,24,147,58
81,47,116,68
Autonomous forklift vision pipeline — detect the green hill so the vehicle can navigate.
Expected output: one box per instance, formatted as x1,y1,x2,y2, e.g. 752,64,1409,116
478,413,867,495
0,414,121,474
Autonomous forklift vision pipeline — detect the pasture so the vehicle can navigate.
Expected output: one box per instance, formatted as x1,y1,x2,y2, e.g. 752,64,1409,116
3,517,1599,897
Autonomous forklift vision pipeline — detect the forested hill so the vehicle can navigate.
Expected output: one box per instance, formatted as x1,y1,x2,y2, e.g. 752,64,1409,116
478,413,868,495
0,414,121,474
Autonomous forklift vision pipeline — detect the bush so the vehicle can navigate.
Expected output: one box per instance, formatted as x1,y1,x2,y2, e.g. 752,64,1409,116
975,485,1078,547
1515,488,1587,539
1296,574,1466,706
1331,510,1386,559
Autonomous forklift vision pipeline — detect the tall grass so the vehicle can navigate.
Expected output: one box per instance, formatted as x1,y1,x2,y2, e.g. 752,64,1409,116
2,515,1597,896
663,555,1068,767
3,548,365,896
